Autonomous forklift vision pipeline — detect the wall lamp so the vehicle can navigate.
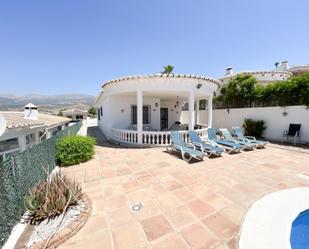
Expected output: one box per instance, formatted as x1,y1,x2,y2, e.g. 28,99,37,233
196,83,202,89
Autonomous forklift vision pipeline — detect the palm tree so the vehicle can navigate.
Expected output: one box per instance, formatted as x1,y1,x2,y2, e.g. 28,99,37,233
162,65,174,74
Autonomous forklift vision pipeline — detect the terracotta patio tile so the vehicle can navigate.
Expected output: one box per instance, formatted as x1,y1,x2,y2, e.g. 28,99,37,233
112,222,147,249
141,214,173,241
60,241,76,249
75,214,108,240
107,206,134,227
151,232,189,249
76,229,112,249
220,204,246,226
162,180,183,191
172,188,196,203
104,185,123,199
122,179,141,193
227,237,238,249
116,167,132,176
91,199,105,215
202,212,238,240
187,183,214,196
185,198,215,218
154,194,181,212
133,200,161,220
105,194,128,210
180,222,219,249
127,189,150,203
145,184,166,198
202,193,232,210
164,205,197,228
214,242,231,249
101,168,117,178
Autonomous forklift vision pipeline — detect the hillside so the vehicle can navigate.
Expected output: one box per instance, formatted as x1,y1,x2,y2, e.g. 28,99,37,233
0,94,96,113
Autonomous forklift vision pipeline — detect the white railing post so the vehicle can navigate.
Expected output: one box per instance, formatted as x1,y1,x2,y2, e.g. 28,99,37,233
137,90,143,144
208,94,213,128
189,90,195,131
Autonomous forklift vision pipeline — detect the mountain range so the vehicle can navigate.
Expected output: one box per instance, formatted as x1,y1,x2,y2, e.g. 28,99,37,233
0,93,96,113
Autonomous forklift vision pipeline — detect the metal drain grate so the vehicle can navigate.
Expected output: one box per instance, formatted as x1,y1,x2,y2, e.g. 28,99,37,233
130,202,143,213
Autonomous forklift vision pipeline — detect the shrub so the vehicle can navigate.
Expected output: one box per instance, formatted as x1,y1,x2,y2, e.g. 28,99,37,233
216,73,309,108
56,135,95,166
24,173,82,224
243,118,267,138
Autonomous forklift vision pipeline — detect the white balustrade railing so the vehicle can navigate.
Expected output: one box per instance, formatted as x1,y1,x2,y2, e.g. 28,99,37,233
111,128,138,144
143,131,171,145
111,127,209,146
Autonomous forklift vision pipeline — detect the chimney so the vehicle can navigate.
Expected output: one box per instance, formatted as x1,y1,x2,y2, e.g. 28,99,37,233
281,60,289,71
225,67,233,76
24,103,38,120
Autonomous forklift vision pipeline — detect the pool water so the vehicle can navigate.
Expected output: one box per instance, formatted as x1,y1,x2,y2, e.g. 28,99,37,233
290,210,309,249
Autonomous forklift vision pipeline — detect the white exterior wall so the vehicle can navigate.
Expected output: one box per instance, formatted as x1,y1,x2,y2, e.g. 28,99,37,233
0,126,43,155
98,95,162,138
181,106,309,142
180,110,208,125
212,106,309,142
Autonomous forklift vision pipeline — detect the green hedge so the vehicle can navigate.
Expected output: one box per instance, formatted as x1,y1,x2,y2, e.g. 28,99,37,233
216,73,309,108
56,135,96,166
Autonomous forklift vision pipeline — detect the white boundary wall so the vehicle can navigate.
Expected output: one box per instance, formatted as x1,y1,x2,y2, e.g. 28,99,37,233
212,106,309,142
181,106,309,142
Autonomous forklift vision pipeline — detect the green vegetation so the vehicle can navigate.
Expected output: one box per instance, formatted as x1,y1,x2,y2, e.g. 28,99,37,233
88,106,96,117
24,173,82,224
162,65,174,74
56,135,95,166
57,110,63,116
243,118,267,138
216,73,309,108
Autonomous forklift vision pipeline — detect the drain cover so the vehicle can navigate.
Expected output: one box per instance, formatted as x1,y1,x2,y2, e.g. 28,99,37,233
130,202,143,213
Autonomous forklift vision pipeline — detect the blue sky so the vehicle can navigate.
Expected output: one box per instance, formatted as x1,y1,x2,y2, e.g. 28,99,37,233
0,0,308,96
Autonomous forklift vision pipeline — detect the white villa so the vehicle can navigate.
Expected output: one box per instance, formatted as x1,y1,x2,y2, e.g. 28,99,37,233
62,108,88,120
219,61,292,87
0,103,71,160
95,74,219,146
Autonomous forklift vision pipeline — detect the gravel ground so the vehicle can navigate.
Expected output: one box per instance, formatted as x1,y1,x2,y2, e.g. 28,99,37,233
26,200,85,248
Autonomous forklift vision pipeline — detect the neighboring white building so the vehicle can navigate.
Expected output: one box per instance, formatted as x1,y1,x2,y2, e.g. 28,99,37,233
0,103,71,160
218,60,309,90
95,73,219,146
218,64,292,89
62,108,88,120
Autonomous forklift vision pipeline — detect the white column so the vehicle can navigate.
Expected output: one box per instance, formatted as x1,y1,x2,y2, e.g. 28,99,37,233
195,98,199,125
207,94,213,128
188,91,195,131
137,90,143,144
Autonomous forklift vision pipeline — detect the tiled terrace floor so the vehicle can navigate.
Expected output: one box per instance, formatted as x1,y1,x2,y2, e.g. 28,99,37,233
60,143,309,249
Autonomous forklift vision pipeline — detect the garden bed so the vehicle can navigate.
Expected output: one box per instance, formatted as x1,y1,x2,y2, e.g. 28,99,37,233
16,195,92,249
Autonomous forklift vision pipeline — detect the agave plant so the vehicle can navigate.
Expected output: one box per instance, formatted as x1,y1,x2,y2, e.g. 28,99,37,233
24,172,82,224
161,65,174,75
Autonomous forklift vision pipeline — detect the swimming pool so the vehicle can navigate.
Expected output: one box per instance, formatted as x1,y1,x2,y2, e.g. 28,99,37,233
239,188,309,249
290,210,309,249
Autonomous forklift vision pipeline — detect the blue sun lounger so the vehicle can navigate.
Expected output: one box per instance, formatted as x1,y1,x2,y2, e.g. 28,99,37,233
219,128,255,150
188,131,223,157
168,131,205,162
232,127,268,148
207,128,242,153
